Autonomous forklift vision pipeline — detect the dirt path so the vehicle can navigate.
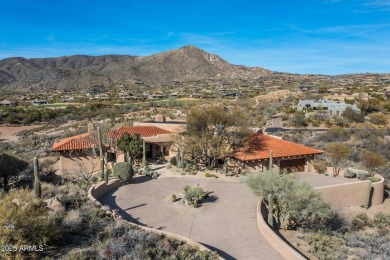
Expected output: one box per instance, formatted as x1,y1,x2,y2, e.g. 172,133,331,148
0,125,43,142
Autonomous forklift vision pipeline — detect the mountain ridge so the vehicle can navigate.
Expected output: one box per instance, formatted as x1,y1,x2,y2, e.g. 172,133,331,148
0,45,271,91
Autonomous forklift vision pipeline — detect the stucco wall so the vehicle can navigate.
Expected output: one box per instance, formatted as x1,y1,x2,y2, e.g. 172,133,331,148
60,151,100,175
88,179,121,200
257,201,305,260
315,175,384,207
369,175,385,205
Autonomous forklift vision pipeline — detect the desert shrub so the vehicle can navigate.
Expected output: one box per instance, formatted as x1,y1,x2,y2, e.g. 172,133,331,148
183,184,205,203
205,173,218,178
113,162,134,182
169,156,177,166
82,204,113,236
344,107,365,123
62,209,83,234
305,232,348,259
93,222,219,259
313,159,327,174
246,172,333,230
351,213,371,231
57,182,88,209
291,112,307,127
0,189,64,258
373,212,390,229
365,176,382,182
318,127,351,142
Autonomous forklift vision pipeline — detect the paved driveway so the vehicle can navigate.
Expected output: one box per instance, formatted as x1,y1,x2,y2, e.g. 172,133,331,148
99,176,282,260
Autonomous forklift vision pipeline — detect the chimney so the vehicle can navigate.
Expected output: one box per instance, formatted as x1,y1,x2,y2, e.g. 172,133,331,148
88,123,94,133
155,115,166,122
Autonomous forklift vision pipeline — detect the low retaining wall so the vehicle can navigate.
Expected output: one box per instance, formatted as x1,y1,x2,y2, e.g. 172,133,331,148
257,201,305,260
315,175,384,207
87,179,219,258
371,175,385,205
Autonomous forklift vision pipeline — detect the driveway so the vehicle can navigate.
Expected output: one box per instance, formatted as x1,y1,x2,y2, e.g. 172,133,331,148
99,176,283,260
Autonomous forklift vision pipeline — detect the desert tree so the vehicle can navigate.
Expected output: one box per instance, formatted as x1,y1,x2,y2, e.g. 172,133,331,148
343,106,364,123
0,152,29,193
326,143,350,177
117,133,143,165
360,150,387,176
180,104,251,167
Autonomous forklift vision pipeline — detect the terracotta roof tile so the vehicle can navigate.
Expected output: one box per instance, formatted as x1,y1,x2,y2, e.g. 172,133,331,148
108,126,171,139
51,133,96,152
52,126,172,152
233,134,323,161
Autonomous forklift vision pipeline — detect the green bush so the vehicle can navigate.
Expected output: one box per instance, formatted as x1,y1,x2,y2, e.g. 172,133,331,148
205,173,218,178
313,159,327,174
183,184,205,204
113,162,134,182
93,222,219,259
0,189,64,259
365,176,382,182
373,212,390,229
351,213,371,231
246,171,333,230
170,156,177,166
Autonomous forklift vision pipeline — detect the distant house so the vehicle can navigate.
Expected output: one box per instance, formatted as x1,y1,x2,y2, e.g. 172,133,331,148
0,100,17,106
31,99,48,106
297,99,360,117
232,134,323,174
52,126,174,175
149,94,165,100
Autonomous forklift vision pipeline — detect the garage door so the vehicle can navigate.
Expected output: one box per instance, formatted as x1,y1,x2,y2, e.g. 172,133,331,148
280,158,305,173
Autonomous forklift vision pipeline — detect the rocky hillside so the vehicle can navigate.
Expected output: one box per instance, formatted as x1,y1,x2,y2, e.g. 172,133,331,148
0,45,271,91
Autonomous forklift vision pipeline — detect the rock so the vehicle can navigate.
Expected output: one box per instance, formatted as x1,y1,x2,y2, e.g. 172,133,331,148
344,168,368,179
12,198,20,206
356,170,369,180
45,197,65,212
344,168,357,178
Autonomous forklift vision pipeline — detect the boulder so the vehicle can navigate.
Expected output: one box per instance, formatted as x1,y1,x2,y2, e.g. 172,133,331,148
344,168,368,179
45,196,65,213
343,168,357,178
356,170,369,180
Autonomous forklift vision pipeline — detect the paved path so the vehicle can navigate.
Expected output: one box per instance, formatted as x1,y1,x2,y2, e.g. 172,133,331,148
99,176,283,260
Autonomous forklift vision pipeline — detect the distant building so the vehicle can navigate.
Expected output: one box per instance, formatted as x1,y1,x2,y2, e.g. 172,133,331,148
297,99,360,117
31,99,48,106
0,100,17,106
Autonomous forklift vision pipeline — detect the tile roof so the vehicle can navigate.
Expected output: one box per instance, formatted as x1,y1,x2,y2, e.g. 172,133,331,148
233,134,323,161
108,126,172,139
52,133,96,152
52,126,172,152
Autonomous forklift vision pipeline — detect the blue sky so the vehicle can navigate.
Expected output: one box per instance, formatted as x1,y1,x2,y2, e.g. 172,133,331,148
1,0,390,75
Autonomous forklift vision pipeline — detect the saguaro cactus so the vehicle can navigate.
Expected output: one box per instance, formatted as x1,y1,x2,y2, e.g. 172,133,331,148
33,157,41,198
97,127,107,184
142,140,146,168
223,158,228,175
267,194,274,227
269,150,273,173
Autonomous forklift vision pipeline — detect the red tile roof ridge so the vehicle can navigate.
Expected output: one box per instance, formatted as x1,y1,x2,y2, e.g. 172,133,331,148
51,133,91,150
234,134,323,161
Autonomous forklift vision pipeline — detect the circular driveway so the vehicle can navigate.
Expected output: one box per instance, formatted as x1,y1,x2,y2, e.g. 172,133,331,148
99,176,282,260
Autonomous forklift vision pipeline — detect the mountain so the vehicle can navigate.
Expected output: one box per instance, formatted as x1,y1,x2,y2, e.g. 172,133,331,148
0,45,271,91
